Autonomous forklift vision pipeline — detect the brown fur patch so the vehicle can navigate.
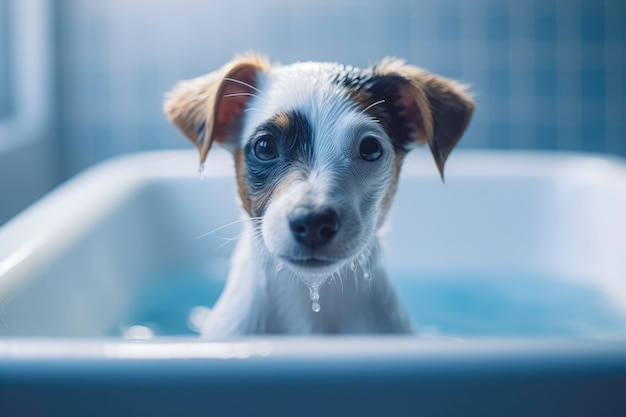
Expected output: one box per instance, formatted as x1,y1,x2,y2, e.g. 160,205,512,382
272,112,291,132
347,88,374,113
271,171,305,200
163,53,270,165
345,82,413,154
234,148,252,215
372,58,474,177
379,152,405,225
250,171,304,217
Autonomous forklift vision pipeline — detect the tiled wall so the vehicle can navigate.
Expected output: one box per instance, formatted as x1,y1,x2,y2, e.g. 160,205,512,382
54,0,625,177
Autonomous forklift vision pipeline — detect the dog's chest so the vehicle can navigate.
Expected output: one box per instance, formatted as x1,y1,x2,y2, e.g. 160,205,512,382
260,260,411,334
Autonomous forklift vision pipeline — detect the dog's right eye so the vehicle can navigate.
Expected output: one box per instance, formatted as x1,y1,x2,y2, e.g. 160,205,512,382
254,136,279,161
359,137,383,161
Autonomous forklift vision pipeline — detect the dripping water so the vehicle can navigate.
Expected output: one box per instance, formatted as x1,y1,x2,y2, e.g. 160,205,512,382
357,250,371,280
309,286,321,312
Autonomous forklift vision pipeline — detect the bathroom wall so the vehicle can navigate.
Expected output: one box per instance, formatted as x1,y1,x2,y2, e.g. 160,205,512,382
0,0,57,226
52,0,625,178
0,0,11,118
0,0,624,224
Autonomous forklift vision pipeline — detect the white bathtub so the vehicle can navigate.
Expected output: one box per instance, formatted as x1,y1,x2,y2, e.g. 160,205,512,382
1,149,626,416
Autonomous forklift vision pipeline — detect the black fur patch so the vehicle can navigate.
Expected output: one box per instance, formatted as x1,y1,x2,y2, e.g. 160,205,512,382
244,110,313,216
331,66,414,152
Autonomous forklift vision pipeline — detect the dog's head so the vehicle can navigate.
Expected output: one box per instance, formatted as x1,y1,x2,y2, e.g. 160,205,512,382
164,53,473,279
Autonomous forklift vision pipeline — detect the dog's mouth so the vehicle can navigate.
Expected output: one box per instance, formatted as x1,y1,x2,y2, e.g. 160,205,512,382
287,257,336,268
277,255,344,275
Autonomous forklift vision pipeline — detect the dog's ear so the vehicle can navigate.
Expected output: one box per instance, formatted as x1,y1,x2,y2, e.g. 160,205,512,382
373,59,474,178
164,53,270,164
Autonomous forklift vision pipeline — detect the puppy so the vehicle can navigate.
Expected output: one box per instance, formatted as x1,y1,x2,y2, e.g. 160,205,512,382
164,53,473,336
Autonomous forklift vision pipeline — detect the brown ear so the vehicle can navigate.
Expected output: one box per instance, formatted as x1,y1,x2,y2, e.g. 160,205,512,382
163,53,270,164
373,58,474,178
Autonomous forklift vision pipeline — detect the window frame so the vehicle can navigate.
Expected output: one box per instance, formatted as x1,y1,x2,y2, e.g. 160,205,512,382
0,0,53,154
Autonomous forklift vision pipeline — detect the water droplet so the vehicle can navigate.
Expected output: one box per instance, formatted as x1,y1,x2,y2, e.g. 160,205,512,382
357,252,368,268
300,277,328,314
198,163,205,180
363,271,371,280
350,261,356,270
122,325,155,340
275,262,284,273
308,286,321,312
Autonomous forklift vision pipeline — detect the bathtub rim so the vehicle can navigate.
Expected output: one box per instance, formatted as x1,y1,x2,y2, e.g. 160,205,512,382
2,336,626,363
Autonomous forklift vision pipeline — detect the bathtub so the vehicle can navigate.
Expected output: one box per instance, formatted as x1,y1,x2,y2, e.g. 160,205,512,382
1,149,626,416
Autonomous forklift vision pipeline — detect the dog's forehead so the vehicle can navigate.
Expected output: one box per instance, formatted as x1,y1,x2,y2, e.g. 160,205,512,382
242,62,379,145
265,62,360,114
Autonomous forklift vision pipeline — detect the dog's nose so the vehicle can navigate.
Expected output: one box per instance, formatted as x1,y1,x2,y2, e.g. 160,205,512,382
289,207,340,248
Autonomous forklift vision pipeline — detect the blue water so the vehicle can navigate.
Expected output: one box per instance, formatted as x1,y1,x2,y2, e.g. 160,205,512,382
394,275,626,338
119,264,626,338
117,264,225,337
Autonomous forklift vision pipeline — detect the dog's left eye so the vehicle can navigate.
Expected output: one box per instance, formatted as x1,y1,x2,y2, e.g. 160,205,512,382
254,136,279,161
359,137,383,161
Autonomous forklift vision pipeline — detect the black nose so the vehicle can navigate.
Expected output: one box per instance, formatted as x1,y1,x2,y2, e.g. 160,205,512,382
289,207,340,248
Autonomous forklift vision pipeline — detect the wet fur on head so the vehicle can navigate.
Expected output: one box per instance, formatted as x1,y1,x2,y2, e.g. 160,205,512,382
164,53,473,178
164,53,474,335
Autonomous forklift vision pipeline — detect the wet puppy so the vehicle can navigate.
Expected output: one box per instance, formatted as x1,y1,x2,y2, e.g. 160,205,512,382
164,53,473,336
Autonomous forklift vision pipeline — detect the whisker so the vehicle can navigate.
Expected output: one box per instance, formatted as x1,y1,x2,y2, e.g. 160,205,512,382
223,92,262,100
360,99,385,115
216,234,243,242
195,217,262,240
195,220,247,240
289,274,298,289
215,233,246,250
366,249,373,279
223,77,267,99
338,270,344,294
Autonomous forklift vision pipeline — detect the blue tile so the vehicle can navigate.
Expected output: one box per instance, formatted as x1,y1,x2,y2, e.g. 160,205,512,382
49,0,626,176
487,69,511,97
387,16,411,43
535,124,558,150
580,16,605,43
386,1,412,42
580,0,606,19
535,69,558,97
582,124,606,153
437,18,461,42
437,46,462,73
534,16,557,43
487,19,509,43
535,96,557,123
581,68,606,97
535,0,555,16
487,123,512,149
437,1,461,42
